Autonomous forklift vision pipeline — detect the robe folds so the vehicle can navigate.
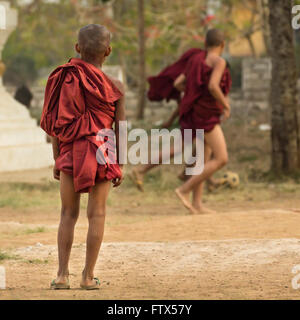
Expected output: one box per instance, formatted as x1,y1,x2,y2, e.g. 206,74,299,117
147,48,203,102
179,50,232,133
40,58,123,193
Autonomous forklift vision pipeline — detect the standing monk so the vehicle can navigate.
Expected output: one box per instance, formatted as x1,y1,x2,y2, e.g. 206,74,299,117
175,29,232,214
40,24,125,290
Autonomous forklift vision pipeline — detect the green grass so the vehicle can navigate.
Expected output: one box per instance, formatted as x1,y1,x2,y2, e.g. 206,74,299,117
23,226,47,234
0,250,18,262
238,154,259,163
0,182,60,210
25,259,49,264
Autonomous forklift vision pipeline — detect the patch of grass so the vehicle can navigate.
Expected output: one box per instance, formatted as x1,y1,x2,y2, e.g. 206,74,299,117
0,197,20,208
291,170,300,183
238,154,258,163
0,182,60,209
144,167,179,192
248,168,300,184
0,251,18,262
276,184,298,194
25,259,49,264
23,226,47,234
0,182,58,193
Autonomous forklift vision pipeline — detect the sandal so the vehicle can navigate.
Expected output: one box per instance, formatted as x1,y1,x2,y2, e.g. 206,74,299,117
50,279,70,290
80,277,101,290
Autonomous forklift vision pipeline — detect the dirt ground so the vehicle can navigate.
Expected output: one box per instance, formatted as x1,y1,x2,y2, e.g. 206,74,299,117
1,166,300,300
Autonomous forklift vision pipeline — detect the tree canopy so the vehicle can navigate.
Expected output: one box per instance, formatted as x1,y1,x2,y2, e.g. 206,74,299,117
2,0,276,86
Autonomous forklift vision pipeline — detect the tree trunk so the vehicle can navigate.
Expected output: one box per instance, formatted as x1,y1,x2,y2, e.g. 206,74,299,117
246,34,257,57
268,0,300,172
257,0,272,56
136,0,146,119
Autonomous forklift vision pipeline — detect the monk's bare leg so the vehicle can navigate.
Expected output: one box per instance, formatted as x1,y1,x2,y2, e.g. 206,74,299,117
81,180,110,287
178,142,215,187
178,141,198,181
192,144,216,214
176,125,228,214
56,172,80,284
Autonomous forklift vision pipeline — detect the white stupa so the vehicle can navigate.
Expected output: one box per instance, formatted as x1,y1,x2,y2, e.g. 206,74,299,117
0,1,52,172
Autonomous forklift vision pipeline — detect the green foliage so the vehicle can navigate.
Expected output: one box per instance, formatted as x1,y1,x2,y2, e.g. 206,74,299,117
0,251,18,262
3,0,79,85
2,0,248,86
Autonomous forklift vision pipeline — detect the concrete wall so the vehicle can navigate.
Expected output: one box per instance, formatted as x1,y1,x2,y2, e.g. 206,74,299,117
242,58,272,110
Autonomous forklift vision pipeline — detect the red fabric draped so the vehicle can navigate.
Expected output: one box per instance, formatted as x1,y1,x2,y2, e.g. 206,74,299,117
40,58,123,193
147,48,204,102
179,52,232,133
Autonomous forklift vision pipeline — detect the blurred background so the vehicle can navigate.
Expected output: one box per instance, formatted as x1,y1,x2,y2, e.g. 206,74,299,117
4,0,297,119
3,0,300,176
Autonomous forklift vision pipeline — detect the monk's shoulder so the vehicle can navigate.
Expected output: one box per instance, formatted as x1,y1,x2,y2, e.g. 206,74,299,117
212,56,226,69
108,77,125,95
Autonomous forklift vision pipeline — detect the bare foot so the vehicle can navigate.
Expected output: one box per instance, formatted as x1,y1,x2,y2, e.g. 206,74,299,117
175,188,198,215
193,205,216,215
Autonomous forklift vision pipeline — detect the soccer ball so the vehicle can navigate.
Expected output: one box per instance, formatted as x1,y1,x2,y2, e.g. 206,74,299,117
223,171,240,188
217,171,240,188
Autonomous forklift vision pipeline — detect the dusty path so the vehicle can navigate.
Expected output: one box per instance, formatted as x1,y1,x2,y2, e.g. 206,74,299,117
1,208,300,248
1,239,300,300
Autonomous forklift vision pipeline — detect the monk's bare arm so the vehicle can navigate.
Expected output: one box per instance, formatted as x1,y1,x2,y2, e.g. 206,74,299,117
208,58,230,110
51,137,59,160
115,94,126,167
174,74,186,92
109,79,126,164
51,137,60,180
108,78,126,187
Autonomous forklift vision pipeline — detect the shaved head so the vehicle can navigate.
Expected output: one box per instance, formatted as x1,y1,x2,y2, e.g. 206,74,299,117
78,24,111,60
205,29,225,48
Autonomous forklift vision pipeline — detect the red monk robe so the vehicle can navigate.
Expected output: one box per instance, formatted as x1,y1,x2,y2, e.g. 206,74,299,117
147,48,203,102
179,51,232,133
40,58,123,193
